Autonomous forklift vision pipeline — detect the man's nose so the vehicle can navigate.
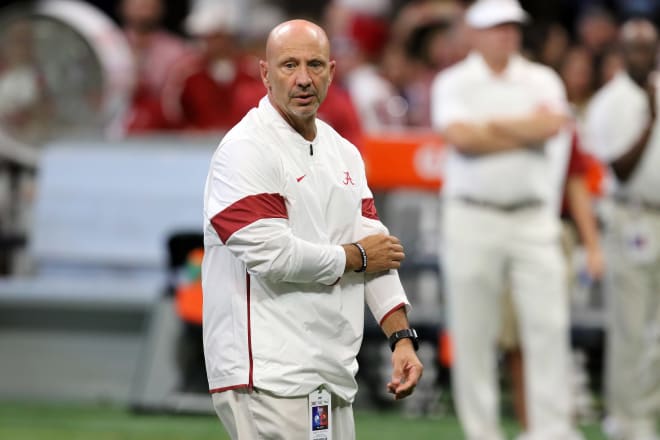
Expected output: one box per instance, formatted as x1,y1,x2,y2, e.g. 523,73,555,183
295,65,312,87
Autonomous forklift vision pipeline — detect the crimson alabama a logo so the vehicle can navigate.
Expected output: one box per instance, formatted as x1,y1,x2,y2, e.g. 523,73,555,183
342,171,355,186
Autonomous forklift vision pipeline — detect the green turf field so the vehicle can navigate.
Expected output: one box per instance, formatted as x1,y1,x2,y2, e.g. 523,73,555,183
0,402,607,439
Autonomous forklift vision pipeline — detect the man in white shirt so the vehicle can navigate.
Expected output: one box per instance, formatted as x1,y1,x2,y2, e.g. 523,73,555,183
584,19,660,440
431,0,582,438
202,19,423,440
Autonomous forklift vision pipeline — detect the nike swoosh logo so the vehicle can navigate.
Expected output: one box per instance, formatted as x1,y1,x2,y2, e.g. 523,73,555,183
296,175,306,182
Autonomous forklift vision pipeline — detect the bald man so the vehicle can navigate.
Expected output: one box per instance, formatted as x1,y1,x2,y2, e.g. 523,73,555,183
201,20,422,439
585,18,660,440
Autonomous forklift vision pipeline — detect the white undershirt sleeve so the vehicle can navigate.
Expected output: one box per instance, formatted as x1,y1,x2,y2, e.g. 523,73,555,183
353,157,411,324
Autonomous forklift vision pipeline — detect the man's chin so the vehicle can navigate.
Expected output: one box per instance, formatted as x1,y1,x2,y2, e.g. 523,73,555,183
292,105,319,119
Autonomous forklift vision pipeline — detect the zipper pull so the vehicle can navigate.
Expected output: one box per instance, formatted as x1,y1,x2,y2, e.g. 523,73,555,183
310,144,313,156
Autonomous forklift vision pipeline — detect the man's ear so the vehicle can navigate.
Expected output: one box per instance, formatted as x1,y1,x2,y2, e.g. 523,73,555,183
328,59,336,84
259,60,270,90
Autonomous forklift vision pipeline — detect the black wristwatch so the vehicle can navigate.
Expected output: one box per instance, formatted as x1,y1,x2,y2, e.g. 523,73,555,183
388,328,419,352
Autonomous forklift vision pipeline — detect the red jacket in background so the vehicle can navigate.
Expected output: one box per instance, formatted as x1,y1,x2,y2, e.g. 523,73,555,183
318,83,364,150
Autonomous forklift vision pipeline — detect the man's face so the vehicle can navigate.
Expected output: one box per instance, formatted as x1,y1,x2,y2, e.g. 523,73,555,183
622,39,658,86
260,31,335,122
474,23,521,61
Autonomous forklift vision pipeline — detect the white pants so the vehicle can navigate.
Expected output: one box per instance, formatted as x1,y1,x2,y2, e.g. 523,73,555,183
603,202,660,440
212,388,355,440
442,200,582,440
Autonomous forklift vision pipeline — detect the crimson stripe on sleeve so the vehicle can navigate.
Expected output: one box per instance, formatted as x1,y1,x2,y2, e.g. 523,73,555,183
211,193,288,242
361,198,379,220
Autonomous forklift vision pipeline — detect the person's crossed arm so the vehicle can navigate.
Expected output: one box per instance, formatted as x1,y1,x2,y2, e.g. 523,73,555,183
444,106,567,156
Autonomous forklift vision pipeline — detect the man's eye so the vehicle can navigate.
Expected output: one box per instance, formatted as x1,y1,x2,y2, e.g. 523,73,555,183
284,62,296,69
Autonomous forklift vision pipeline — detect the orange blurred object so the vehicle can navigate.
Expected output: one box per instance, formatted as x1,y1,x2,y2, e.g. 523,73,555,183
175,248,204,325
583,153,606,197
438,329,453,367
175,282,203,324
361,131,445,192
361,132,605,196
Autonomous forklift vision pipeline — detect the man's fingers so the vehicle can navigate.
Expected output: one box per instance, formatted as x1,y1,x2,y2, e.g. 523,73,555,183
358,234,407,272
407,363,423,383
390,378,415,400
395,381,415,397
386,381,397,394
389,361,404,390
392,364,423,400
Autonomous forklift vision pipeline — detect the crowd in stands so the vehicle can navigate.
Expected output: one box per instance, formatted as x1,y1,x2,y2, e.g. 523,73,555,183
0,0,655,147
108,0,649,149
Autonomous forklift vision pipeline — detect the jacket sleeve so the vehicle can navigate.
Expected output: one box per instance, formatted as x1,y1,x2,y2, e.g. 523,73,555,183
205,138,345,285
353,155,411,324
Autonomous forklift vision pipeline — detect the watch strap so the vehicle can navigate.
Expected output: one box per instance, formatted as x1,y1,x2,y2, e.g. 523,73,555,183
388,328,419,352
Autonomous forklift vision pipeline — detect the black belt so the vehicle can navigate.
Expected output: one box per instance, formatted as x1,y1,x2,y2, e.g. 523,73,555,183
457,196,543,212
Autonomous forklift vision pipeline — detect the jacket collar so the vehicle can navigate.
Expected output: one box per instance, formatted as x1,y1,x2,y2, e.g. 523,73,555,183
257,96,321,148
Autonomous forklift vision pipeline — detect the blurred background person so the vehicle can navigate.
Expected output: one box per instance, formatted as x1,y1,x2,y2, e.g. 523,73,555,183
559,45,598,122
576,6,619,61
431,0,583,438
584,18,660,440
598,46,625,87
576,5,620,90
325,0,408,132
505,14,605,429
161,1,263,132
499,129,605,431
119,0,190,132
317,80,364,149
382,0,465,128
524,21,571,71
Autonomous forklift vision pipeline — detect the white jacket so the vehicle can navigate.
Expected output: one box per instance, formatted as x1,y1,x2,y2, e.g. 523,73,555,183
202,97,410,402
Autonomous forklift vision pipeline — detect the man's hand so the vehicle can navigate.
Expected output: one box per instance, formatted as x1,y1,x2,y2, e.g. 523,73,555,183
585,245,605,280
387,339,423,400
343,234,405,273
